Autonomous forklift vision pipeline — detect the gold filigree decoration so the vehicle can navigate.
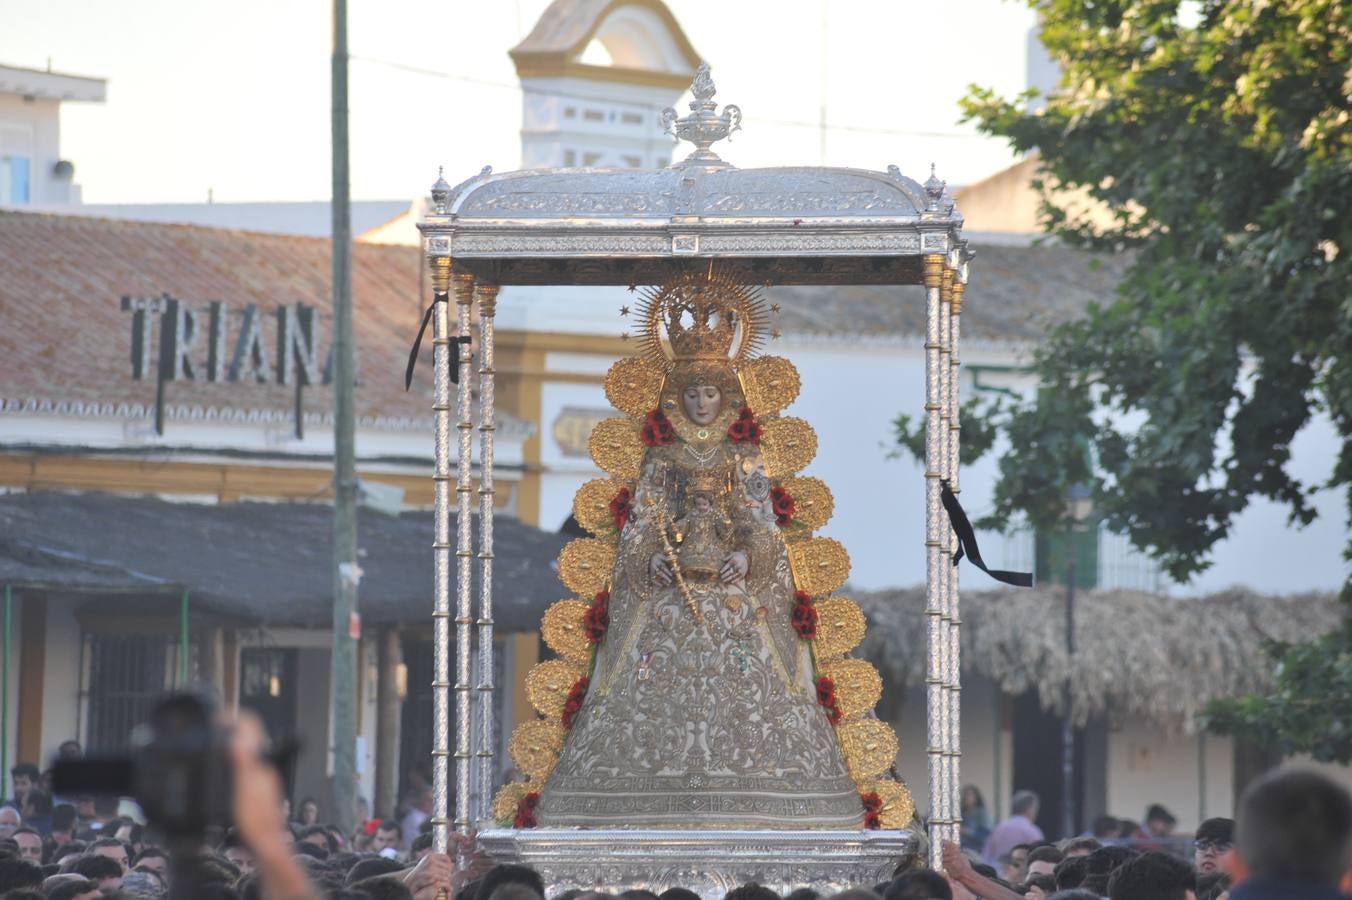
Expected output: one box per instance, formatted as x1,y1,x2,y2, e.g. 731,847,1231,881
778,475,833,529
526,659,587,718
605,356,665,418
838,719,899,781
820,658,882,719
557,539,616,597
509,719,566,781
812,596,867,659
541,599,593,664
860,779,916,829
741,356,801,415
491,781,539,824
788,537,850,597
588,418,645,481
573,478,629,537
760,417,817,476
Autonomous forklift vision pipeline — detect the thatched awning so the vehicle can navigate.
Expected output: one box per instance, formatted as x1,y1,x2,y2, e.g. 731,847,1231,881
856,587,1344,733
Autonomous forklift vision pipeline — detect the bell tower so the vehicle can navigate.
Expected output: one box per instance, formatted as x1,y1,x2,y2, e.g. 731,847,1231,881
510,0,702,169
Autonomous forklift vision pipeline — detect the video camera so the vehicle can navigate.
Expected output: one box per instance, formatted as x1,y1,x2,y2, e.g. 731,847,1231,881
52,692,294,840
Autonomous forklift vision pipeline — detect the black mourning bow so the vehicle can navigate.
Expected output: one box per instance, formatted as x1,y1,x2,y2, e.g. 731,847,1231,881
405,295,472,390
940,478,1034,587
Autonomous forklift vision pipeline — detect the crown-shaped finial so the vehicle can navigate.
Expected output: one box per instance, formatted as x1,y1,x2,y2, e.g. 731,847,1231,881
635,271,769,372
430,166,451,214
924,164,947,211
660,63,742,168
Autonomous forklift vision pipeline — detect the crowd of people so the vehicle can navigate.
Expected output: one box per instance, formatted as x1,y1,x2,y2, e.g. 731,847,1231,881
0,718,1345,900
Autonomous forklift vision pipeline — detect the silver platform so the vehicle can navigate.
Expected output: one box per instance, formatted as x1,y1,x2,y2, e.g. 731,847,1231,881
477,828,919,900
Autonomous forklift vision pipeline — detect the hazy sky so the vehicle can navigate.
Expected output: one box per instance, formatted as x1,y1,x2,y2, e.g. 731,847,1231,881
2,0,1038,204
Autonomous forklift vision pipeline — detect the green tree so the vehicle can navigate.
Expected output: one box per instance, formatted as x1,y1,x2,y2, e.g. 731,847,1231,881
904,0,1351,758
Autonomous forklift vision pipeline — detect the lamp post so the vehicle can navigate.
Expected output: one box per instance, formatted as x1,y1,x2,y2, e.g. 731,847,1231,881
1062,483,1093,840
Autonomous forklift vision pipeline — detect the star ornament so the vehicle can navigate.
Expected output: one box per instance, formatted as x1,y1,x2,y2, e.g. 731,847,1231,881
771,303,782,313
619,305,631,317
627,283,637,293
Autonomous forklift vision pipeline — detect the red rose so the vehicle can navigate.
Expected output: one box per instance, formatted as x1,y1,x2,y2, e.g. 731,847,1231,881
514,792,540,828
861,792,883,813
791,600,818,639
727,407,762,444
608,487,633,532
771,485,796,527
816,676,836,707
642,409,675,447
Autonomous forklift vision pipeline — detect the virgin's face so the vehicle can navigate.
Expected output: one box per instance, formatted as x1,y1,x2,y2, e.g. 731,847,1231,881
681,384,722,426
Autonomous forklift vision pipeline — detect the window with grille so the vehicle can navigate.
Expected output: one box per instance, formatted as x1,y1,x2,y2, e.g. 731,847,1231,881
82,633,177,752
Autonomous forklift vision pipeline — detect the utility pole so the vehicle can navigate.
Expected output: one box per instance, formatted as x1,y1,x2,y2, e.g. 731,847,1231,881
329,0,358,834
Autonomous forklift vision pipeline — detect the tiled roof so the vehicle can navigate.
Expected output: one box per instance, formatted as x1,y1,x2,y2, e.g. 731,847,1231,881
771,242,1132,343
0,211,453,429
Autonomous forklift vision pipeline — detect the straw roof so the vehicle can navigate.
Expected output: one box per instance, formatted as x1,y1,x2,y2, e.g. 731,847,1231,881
856,586,1344,733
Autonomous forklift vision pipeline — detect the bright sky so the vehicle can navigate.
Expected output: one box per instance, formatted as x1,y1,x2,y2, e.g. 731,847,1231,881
1,0,1038,204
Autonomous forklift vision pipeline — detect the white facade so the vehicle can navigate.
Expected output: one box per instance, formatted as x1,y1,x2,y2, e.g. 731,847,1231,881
0,64,104,206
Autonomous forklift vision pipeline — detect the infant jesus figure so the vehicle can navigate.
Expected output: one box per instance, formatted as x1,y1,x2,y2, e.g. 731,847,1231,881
672,489,734,584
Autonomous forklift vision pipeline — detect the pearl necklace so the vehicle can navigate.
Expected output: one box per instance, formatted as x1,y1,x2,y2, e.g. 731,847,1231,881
684,442,720,465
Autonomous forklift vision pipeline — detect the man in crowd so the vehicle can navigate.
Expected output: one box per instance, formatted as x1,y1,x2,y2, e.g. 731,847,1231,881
7,762,39,812
0,806,20,840
1133,803,1178,849
982,790,1044,868
372,819,405,857
1194,816,1234,875
11,826,42,864
1024,844,1062,881
401,785,434,853
89,835,130,872
1107,850,1195,900
1229,768,1351,900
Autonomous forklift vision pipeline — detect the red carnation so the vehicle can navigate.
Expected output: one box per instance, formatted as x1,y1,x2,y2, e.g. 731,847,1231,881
861,792,883,814
791,596,818,640
817,676,842,725
608,487,633,532
642,409,676,446
726,407,762,444
561,676,590,729
514,791,540,828
863,811,881,829
583,591,610,644
770,485,796,527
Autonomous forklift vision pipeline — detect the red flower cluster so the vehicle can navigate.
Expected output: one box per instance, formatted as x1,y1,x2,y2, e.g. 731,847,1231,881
861,791,882,829
561,676,590,729
791,591,818,640
816,675,842,725
770,485,796,527
514,791,540,828
642,408,676,446
608,487,633,532
727,407,762,444
584,591,610,644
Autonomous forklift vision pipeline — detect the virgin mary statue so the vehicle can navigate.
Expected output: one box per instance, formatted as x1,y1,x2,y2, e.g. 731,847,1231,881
494,271,913,831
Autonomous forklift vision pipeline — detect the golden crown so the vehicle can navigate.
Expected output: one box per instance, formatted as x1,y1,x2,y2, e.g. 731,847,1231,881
634,270,767,372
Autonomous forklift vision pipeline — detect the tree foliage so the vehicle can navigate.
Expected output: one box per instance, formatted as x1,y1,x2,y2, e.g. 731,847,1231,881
951,0,1351,584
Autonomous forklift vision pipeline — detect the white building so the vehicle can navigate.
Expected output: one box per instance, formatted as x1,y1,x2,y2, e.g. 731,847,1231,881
0,62,104,205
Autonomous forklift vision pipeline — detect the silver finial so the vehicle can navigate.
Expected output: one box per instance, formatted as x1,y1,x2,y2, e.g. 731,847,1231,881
660,63,742,168
924,164,946,211
886,164,902,180
431,166,451,215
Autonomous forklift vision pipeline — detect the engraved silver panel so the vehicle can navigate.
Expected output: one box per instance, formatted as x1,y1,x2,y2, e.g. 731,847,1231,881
478,828,918,900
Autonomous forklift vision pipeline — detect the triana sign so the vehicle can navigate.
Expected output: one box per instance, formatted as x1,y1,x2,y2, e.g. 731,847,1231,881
120,294,337,386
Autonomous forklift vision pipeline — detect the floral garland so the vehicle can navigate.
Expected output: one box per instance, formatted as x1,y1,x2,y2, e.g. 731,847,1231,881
608,487,633,532
815,675,842,725
727,407,762,444
641,409,676,446
860,791,882,829
514,791,540,828
791,590,818,639
583,591,610,644
561,676,590,729
770,485,796,527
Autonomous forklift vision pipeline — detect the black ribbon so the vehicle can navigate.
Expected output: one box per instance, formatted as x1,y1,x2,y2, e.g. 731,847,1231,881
405,295,472,390
940,478,1034,588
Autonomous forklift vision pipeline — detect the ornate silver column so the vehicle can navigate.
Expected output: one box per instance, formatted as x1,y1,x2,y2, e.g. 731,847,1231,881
474,281,501,826
453,270,476,835
429,256,454,857
922,252,946,868
949,255,969,851
939,263,956,846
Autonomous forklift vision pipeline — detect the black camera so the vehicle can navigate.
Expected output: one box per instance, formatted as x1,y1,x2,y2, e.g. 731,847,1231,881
53,692,236,839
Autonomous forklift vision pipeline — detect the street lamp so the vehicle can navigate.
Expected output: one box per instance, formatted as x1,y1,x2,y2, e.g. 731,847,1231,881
1062,483,1093,840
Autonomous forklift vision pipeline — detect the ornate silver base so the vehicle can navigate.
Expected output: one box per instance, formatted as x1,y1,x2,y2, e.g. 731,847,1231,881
476,828,919,900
